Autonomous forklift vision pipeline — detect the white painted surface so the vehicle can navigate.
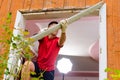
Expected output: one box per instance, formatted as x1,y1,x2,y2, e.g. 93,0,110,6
99,4,107,80
4,11,25,80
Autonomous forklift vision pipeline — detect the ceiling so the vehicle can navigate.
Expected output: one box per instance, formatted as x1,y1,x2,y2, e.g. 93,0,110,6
22,8,99,20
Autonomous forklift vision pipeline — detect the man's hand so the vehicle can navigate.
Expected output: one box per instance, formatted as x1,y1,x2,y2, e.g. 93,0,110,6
60,19,68,33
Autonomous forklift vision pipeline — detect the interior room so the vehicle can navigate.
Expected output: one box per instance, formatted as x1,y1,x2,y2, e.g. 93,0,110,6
25,13,99,80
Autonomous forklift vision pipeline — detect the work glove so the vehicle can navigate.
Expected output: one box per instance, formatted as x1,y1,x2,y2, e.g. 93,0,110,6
60,19,68,33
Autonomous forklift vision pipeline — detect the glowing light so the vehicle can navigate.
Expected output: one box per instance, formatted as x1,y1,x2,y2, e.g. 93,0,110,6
57,58,72,74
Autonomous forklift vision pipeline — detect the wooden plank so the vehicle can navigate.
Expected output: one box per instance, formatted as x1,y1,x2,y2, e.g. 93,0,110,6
0,0,9,24
76,0,86,8
67,0,86,8
107,0,120,68
86,0,100,6
105,0,120,79
43,0,54,8
54,0,64,8
31,0,43,9
10,0,23,24
64,0,86,8
113,0,120,70
23,0,32,10
105,0,113,74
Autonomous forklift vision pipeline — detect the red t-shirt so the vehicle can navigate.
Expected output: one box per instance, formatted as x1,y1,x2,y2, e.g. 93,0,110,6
37,36,60,71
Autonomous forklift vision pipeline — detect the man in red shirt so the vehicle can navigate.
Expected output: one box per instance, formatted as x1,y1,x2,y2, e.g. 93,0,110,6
21,20,67,80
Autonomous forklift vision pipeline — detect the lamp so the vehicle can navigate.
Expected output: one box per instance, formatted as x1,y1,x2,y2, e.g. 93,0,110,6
57,58,72,80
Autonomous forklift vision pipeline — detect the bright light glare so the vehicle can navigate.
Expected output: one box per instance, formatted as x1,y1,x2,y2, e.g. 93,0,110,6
57,58,72,74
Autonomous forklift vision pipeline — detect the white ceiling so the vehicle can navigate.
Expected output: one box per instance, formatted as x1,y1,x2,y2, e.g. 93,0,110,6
26,16,99,56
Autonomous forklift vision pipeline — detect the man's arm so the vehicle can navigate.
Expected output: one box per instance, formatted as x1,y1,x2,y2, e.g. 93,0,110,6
58,20,67,47
58,32,66,47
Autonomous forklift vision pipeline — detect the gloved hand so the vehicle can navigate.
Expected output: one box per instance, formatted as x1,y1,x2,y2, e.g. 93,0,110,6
60,19,68,33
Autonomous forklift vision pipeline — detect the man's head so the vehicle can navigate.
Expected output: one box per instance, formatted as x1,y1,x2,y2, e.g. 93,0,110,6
48,21,59,37
48,21,58,28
